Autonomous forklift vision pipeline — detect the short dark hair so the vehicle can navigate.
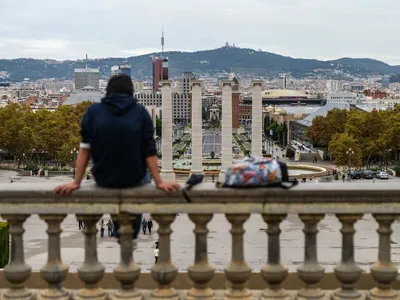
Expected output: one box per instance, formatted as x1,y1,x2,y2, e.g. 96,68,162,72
106,74,134,96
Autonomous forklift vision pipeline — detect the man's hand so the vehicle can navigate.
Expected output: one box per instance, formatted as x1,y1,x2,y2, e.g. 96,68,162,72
156,180,181,192
54,182,80,196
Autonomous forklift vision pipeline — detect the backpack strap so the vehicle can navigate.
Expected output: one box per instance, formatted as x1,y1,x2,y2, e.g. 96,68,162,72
279,180,298,189
181,174,205,203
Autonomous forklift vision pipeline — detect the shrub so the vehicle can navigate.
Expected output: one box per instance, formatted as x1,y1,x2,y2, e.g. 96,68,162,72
0,222,9,268
393,166,400,177
24,163,39,171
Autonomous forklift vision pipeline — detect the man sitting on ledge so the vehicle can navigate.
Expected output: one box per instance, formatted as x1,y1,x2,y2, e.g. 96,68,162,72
55,74,181,244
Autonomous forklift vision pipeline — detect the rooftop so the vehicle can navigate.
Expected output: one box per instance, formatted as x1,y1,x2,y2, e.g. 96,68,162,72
264,106,321,115
263,89,310,99
74,68,100,73
63,90,104,105
297,102,350,127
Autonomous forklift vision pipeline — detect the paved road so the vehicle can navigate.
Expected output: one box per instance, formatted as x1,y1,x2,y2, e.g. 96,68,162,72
2,171,400,273
202,129,222,155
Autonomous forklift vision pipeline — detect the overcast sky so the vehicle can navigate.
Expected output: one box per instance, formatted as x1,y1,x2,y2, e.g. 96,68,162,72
1,0,400,64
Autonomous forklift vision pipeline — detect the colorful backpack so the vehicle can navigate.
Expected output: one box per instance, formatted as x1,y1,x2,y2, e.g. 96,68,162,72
221,156,297,189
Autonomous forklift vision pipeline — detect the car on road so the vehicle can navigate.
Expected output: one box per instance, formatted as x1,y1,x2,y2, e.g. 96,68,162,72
361,170,374,179
348,171,362,179
376,171,389,180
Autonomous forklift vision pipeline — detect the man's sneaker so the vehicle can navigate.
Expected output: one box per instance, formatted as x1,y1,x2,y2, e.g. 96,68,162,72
391,239,397,244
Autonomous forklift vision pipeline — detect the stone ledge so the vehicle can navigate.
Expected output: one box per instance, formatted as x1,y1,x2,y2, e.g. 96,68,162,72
0,272,397,290
2,182,400,214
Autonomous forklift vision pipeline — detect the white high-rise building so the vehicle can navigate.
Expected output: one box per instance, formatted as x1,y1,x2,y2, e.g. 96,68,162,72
74,69,100,90
278,74,287,89
327,92,362,104
326,80,341,92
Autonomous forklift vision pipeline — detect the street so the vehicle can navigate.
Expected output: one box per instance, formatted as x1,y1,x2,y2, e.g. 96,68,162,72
202,129,222,155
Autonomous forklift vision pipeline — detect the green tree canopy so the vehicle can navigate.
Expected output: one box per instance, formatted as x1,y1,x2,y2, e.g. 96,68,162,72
0,102,92,167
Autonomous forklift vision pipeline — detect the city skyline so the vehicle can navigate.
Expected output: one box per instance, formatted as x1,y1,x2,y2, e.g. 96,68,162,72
1,0,400,64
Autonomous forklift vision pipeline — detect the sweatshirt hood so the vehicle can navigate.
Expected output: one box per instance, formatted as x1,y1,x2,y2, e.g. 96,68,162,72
101,93,137,115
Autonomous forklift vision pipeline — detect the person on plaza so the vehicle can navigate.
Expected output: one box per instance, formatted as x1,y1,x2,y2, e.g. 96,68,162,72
78,219,84,230
54,74,181,248
342,174,346,182
107,220,113,237
147,218,153,235
154,242,159,264
142,218,148,235
99,219,105,238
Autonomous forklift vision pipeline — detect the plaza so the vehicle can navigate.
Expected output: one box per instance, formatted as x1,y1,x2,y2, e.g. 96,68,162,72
202,129,222,155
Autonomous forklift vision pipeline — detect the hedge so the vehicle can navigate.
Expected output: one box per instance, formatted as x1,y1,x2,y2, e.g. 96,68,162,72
0,222,9,268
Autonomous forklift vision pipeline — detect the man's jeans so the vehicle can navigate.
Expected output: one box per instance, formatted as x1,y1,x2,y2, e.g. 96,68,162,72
113,171,151,240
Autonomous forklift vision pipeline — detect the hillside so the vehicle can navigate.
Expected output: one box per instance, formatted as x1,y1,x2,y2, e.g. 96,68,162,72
0,47,399,81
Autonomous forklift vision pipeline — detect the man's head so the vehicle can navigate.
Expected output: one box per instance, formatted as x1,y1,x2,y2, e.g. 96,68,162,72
106,74,134,96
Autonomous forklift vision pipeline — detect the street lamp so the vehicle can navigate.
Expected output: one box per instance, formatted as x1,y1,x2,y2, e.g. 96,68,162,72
71,148,78,179
346,148,354,181
385,149,392,171
42,150,48,169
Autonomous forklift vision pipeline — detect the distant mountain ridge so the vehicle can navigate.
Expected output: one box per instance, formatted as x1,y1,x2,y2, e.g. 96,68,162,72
0,47,399,81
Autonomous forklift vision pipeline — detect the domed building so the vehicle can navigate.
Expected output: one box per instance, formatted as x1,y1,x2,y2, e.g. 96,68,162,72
279,108,287,115
294,113,304,120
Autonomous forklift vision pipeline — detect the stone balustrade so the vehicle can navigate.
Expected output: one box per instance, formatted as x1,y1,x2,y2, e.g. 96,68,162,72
1,182,400,300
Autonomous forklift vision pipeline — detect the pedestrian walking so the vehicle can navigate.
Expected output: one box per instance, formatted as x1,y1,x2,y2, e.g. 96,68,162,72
342,174,345,182
99,219,105,238
54,74,181,250
142,218,148,235
154,242,159,264
107,220,113,236
78,220,83,230
147,218,153,235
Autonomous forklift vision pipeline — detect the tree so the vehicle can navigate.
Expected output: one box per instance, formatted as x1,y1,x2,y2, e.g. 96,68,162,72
156,117,162,137
264,115,270,135
306,108,348,146
0,102,93,169
202,106,208,122
328,133,362,168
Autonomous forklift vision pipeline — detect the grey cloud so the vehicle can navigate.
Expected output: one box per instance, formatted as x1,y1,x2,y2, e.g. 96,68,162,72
0,0,399,64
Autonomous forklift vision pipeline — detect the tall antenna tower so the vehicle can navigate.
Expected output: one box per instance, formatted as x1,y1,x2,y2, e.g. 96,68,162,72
161,27,165,57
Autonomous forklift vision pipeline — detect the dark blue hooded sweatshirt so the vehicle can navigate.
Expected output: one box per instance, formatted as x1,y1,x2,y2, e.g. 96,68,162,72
80,93,157,188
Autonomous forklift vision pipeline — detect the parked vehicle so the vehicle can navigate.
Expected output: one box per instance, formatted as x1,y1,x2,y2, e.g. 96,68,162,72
362,170,374,179
348,170,362,179
376,171,389,179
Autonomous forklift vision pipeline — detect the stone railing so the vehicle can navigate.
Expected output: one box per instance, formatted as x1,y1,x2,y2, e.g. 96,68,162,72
0,182,400,300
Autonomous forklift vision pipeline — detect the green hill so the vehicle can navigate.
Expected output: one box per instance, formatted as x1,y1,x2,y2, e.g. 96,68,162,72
0,47,399,81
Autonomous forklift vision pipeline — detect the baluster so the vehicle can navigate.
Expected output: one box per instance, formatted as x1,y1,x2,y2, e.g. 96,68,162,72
1,214,32,300
261,214,290,300
368,214,399,300
111,213,142,300
224,214,252,300
187,214,215,300
75,214,107,300
151,214,178,300
333,214,363,300
39,214,69,300
297,214,325,300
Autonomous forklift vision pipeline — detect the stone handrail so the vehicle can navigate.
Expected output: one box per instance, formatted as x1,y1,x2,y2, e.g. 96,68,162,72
0,182,400,300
